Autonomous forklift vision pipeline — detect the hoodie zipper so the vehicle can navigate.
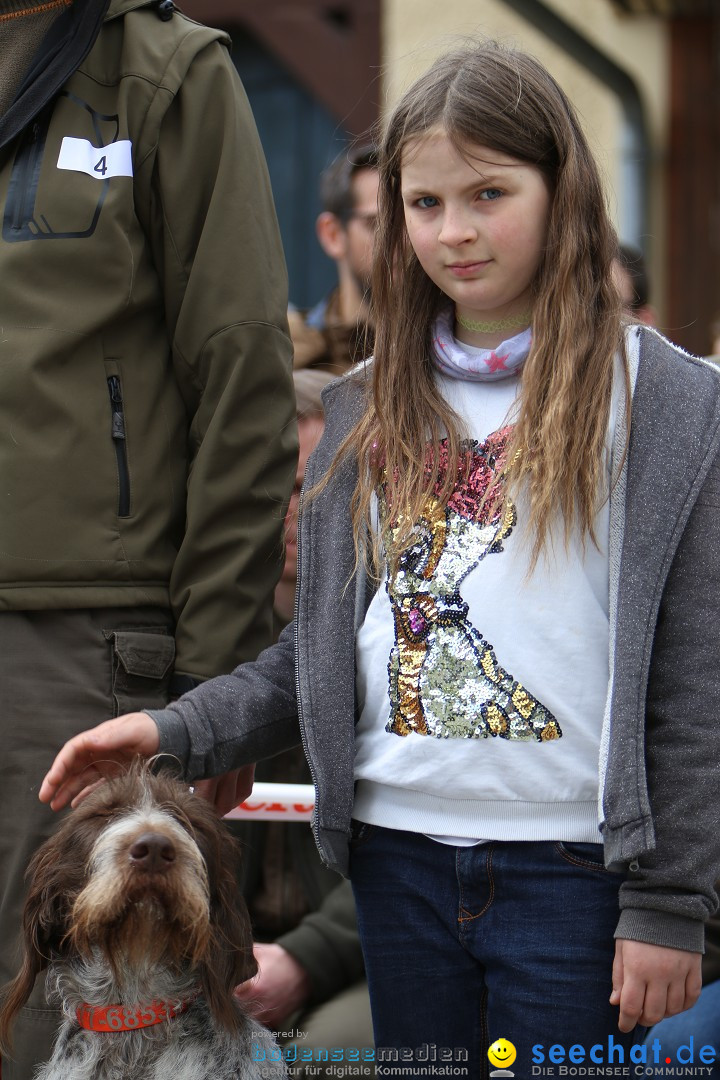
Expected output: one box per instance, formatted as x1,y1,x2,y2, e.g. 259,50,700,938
294,478,322,853
107,376,130,517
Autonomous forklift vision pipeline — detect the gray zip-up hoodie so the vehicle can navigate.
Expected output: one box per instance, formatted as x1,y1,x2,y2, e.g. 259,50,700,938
154,325,720,955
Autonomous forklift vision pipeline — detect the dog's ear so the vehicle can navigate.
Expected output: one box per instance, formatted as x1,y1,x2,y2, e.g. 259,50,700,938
192,809,257,1033
0,831,73,1052
0,797,105,1052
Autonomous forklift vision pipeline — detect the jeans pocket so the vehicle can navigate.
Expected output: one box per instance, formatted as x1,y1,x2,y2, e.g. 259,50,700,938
554,840,622,874
104,628,175,715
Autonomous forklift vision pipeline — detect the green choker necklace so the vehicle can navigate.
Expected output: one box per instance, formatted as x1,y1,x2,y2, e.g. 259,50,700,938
455,310,532,334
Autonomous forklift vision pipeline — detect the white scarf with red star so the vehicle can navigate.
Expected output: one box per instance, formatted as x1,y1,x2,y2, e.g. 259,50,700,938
432,307,531,382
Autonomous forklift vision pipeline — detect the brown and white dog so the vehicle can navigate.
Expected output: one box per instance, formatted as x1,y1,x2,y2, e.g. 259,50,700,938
0,761,285,1079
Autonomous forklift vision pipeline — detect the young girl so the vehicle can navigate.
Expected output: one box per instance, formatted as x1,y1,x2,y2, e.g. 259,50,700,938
40,43,720,1074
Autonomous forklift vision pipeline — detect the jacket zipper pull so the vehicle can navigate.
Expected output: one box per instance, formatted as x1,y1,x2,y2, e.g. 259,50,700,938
107,375,131,517
108,375,126,440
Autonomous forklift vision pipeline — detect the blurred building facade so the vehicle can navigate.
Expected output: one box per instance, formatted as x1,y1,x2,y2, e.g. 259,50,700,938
181,0,720,356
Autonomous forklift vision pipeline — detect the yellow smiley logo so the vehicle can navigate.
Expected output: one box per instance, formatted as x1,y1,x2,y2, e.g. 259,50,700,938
488,1038,517,1069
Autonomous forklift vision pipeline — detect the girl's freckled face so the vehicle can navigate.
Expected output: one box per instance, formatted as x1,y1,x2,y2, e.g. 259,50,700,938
400,129,551,325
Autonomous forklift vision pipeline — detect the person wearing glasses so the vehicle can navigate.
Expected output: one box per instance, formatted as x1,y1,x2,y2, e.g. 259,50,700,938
289,144,378,375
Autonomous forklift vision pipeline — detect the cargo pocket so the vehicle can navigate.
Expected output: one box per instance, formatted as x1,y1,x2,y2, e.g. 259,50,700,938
104,628,175,715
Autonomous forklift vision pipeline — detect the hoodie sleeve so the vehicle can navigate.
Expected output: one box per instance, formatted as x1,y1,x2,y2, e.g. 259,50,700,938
148,620,301,778
615,443,720,952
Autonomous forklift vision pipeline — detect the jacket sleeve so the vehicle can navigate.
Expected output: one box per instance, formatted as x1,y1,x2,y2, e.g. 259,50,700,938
276,878,365,1005
615,445,720,951
149,621,301,777
140,35,297,680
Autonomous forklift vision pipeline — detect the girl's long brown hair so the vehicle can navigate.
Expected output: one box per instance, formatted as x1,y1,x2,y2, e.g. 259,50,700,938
331,42,624,572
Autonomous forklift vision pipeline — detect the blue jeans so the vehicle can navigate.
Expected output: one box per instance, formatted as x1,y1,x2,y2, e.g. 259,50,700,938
644,980,720,1076
350,826,643,1079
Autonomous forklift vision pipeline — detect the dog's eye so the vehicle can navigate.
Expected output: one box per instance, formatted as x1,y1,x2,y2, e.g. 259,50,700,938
82,803,124,824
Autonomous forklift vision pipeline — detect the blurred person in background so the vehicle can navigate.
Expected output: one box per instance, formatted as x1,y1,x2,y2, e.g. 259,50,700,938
613,242,656,326
708,315,720,360
289,144,378,375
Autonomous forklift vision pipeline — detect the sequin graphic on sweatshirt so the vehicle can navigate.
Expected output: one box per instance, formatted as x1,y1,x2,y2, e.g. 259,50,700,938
383,428,561,741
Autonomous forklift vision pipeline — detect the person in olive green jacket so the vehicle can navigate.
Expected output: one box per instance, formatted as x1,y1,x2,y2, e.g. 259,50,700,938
0,1,296,1075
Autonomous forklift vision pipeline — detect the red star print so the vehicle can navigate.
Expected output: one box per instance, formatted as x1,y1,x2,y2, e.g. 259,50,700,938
486,351,510,373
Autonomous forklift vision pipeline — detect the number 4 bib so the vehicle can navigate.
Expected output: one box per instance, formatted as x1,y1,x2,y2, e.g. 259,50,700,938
57,137,133,179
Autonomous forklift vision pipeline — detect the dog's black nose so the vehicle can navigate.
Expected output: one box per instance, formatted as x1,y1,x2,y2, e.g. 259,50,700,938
128,832,176,873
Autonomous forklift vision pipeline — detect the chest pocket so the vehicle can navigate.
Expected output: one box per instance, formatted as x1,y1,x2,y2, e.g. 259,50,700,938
3,91,128,244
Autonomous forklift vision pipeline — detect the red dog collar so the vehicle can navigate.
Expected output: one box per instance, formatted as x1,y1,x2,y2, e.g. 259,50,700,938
76,997,195,1032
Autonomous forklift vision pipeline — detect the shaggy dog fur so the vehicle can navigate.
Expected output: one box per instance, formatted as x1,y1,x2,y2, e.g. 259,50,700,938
0,762,285,1079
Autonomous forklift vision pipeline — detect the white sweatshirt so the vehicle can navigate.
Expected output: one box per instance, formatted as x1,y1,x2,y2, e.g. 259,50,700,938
354,355,621,843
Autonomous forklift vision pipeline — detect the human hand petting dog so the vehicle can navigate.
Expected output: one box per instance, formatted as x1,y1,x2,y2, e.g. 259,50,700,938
39,712,160,810
234,943,311,1029
39,713,256,816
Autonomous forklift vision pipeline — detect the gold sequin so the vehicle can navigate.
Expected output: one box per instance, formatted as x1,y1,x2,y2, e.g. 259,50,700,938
381,431,562,743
